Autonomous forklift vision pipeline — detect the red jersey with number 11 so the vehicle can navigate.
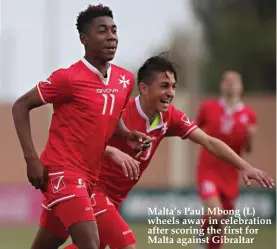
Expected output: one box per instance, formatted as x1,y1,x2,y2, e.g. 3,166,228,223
36,58,134,183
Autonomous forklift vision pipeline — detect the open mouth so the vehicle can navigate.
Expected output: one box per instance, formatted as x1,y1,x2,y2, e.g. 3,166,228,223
160,100,170,105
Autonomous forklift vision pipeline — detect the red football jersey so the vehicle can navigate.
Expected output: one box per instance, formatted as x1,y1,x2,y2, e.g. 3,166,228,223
196,98,257,192
98,96,197,204
36,58,134,183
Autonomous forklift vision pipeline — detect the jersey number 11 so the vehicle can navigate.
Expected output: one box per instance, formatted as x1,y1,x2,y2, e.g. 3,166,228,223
102,94,115,115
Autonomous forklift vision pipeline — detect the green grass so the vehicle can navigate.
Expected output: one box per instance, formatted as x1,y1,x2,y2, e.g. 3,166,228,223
1,223,275,249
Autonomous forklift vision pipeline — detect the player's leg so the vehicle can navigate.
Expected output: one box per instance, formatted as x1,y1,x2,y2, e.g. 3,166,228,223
54,196,100,249
208,195,236,249
64,192,136,249
197,180,224,249
203,196,225,249
199,180,225,226
31,208,69,249
203,196,225,225
95,201,136,249
42,170,100,249
31,226,66,249
68,221,99,249
64,212,136,249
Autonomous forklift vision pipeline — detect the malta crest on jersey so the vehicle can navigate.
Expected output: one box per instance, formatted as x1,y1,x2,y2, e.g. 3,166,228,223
118,75,130,89
181,114,191,126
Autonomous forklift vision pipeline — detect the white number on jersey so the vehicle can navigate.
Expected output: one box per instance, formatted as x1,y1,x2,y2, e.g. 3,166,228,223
102,94,115,115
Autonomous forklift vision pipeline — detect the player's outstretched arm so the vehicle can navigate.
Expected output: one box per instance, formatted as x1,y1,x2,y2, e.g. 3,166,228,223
188,128,274,189
104,146,140,180
12,87,47,191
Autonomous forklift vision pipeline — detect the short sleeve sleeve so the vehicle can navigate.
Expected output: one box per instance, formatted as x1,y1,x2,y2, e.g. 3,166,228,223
166,106,198,139
36,69,72,104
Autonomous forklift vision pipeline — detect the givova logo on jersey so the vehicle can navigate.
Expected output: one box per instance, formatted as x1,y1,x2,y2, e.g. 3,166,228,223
96,88,119,93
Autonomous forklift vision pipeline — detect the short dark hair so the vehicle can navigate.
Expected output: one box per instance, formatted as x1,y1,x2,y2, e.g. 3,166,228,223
76,4,113,34
137,53,178,84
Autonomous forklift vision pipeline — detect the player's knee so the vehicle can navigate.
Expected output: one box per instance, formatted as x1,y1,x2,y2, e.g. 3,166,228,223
122,244,137,249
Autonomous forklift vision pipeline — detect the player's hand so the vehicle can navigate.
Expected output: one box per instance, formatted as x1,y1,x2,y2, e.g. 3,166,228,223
241,166,274,189
125,131,152,152
26,157,48,191
109,147,140,180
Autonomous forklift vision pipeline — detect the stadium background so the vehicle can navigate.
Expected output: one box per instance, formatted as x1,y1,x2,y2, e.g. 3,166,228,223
0,0,275,248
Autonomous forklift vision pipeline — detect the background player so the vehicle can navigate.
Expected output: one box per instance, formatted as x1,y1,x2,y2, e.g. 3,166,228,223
196,71,259,249
65,57,274,249
12,4,150,249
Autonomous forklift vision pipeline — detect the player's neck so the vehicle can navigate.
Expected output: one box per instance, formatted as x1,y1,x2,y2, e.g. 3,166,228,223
84,55,110,76
139,98,157,124
221,96,242,108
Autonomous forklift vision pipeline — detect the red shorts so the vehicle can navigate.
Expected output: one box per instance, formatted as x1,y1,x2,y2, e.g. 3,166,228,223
197,178,237,210
93,187,136,249
40,170,96,240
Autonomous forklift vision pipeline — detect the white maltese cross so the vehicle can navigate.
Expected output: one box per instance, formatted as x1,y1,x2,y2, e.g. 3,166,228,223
118,75,130,89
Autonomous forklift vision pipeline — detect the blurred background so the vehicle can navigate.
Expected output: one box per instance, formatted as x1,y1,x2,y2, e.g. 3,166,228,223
0,0,276,248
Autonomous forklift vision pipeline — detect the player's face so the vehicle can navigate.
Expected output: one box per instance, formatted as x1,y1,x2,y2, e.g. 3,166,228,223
80,16,118,61
220,72,243,97
140,71,176,113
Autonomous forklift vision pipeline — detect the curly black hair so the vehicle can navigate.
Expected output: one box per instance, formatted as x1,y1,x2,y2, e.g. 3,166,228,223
76,4,113,34
137,52,178,84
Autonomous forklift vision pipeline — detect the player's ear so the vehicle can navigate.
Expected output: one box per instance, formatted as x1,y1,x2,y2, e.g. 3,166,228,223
80,33,88,45
138,82,148,95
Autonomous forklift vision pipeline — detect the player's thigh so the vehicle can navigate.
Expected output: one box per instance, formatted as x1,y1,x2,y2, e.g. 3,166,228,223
96,207,136,249
198,180,225,219
31,226,66,249
68,220,99,249
54,196,99,249
32,207,69,249
91,193,136,249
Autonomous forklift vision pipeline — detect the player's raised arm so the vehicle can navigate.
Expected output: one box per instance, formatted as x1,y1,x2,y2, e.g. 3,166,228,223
187,128,274,188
